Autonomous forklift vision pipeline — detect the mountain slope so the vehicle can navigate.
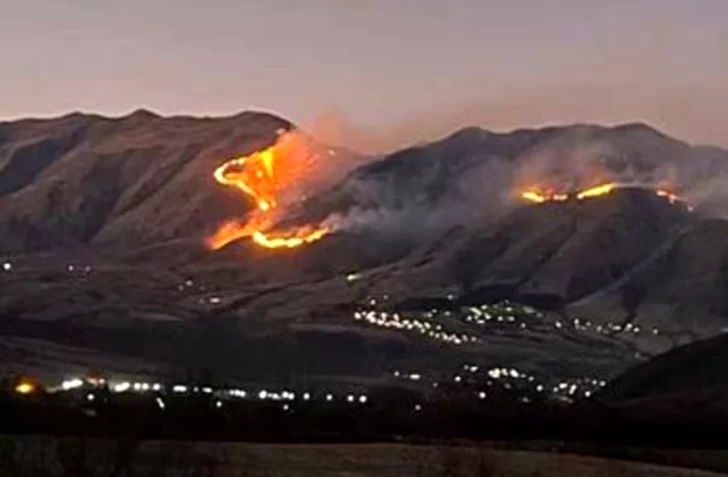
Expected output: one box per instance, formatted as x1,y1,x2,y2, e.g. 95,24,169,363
309,122,728,223
599,333,728,402
0,110,293,251
3,113,728,383
570,218,728,339
592,333,728,423
3,115,728,255
462,188,694,302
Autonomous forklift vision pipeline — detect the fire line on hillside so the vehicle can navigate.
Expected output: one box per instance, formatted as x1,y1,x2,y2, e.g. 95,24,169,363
519,183,692,210
207,131,332,250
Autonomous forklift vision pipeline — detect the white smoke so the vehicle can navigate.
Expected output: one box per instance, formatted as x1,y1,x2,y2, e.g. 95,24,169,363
291,120,728,239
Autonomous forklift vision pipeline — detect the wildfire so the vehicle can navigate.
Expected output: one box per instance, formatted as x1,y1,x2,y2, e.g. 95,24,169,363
656,189,680,204
575,183,615,200
15,381,35,395
520,190,570,204
521,182,691,209
252,228,329,249
207,131,331,250
520,183,617,204
521,191,547,204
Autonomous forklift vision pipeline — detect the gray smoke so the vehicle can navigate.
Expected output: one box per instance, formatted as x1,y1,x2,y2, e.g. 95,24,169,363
294,121,728,238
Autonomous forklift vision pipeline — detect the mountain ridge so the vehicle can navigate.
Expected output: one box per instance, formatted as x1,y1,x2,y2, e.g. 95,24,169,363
2,111,728,383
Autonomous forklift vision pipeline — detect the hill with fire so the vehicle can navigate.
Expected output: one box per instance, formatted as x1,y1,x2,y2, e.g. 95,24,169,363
2,111,728,388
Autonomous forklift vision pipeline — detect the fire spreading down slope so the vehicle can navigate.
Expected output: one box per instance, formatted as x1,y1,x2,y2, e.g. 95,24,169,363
206,131,693,251
207,131,332,250
520,182,691,209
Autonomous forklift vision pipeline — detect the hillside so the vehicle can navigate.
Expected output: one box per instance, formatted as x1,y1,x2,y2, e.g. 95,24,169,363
593,333,728,423
0,110,301,251
2,112,728,386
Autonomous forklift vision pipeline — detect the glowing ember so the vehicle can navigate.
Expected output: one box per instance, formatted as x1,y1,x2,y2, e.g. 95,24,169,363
657,189,680,204
575,183,615,200
252,227,329,249
520,190,570,203
15,382,35,395
657,189,694,211
521,191,547,204
207,131,331,250
520,182,691,209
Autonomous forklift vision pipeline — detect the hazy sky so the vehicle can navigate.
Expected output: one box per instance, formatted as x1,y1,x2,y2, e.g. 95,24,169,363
1,0,726,150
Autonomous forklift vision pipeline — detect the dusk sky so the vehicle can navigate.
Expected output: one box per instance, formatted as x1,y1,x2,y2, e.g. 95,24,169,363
2,0,726,151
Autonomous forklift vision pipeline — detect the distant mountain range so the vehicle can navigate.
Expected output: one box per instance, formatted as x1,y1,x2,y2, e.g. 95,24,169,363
2,110,728,385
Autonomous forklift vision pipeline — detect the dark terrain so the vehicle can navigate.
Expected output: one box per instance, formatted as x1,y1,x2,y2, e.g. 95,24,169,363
2,111,728,392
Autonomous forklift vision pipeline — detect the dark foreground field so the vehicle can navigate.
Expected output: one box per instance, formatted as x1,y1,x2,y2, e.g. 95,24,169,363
1,437,725,477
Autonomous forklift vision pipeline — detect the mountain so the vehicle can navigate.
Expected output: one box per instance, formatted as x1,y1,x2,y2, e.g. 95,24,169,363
2,111,728,388
310,122,728,218
0,110,295,252
594,333,728,422
570,218,728,344
2,113,727,257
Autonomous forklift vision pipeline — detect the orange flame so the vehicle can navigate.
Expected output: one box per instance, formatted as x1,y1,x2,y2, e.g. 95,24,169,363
520,189,570,203
575,183,615,200
207,132,331,250
521,191,547,203
521,182,692,209
15,381,35,395
252,227,329,249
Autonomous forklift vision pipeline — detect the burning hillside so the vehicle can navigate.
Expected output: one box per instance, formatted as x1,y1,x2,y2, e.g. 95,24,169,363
520,183,692,210
207,131,333,250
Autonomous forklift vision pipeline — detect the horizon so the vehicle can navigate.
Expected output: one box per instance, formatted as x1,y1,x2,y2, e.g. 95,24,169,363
2,0,727,151
3,107,714,154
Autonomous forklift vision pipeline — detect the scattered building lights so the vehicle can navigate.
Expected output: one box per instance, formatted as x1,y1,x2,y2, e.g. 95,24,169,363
4,299,630,410
62,378,83,391
353,309,478,345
